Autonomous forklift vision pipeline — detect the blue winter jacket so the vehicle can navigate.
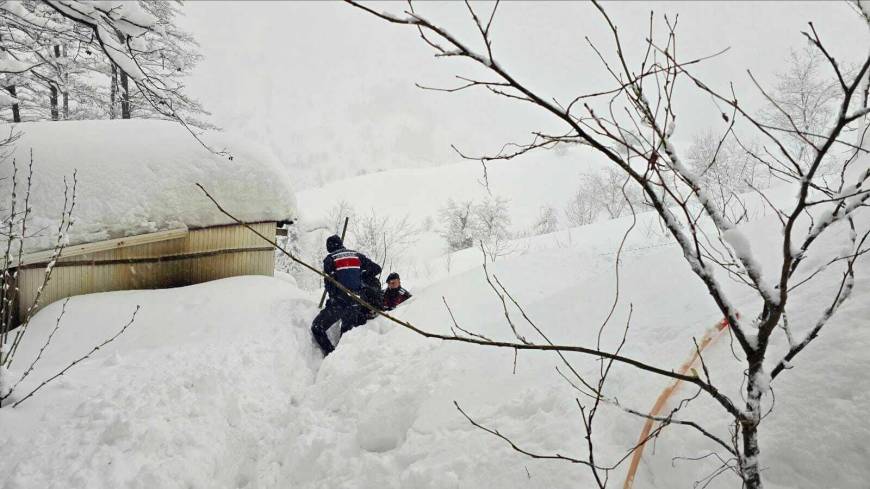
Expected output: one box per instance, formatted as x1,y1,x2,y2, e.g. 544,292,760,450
323,248,381,302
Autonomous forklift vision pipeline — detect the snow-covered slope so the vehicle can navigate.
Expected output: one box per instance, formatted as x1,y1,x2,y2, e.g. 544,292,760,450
2,190,868,488
294,145,612,287
0,120,296,252
297,144,606,232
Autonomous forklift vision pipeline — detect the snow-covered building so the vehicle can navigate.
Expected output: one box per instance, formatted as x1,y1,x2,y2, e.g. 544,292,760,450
2,120,296,326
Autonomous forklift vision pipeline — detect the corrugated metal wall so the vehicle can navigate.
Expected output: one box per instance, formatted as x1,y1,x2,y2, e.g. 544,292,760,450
15,222,276,323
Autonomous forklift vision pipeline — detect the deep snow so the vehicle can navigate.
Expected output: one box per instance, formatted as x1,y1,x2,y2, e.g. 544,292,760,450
1,181,868,488
0,120,296,253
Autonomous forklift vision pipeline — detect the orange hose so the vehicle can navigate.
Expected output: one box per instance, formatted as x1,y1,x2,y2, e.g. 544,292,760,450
622,317,731,489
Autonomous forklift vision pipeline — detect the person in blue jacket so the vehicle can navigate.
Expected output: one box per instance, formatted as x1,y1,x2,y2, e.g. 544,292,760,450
310,234,381,356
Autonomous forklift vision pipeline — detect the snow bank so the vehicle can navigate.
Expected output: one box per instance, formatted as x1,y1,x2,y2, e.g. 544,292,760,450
300,204,870,489
0,276,321,489
0,120,296,252
2,193,867,488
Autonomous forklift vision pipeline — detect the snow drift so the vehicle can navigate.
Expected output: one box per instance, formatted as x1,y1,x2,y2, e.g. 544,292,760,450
1,180,868,488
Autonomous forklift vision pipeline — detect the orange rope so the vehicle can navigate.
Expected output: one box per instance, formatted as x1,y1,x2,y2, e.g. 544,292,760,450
622,317,732,489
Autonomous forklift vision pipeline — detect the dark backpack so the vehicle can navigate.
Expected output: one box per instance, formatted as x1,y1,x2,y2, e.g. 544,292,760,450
361,273,384,310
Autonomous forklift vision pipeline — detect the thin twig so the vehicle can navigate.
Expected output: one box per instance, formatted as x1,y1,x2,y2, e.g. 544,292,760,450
12,305,139,408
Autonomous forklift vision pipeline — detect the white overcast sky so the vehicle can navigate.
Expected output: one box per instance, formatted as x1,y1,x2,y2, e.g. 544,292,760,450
181,1,869,188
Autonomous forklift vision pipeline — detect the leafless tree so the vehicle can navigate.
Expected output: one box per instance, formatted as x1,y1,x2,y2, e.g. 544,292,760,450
0,152,74,406
473,195,512,261
350,208,418,271
325,200,354,236
686,132,765,224
532,204,559,235
0,153,138,409
565,186,597,227
289,201,419,288
564,168,645,229
759,46,847,176
438,196,513,260
276,202,354,291
322,200,420,267
439,198,476,252
335,2,870,488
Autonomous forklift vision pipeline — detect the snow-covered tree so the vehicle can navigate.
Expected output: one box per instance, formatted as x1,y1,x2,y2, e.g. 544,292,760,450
123,0,209,125
587,168,642,220
686,132,768,222
564,187,597,227
532,205,559,235
564,169,643,227
325,200,354,236
473,196,511,260
291,202,419,287
439,199,476,252
350,209,418,270
759,46,844,174
0,1,209,130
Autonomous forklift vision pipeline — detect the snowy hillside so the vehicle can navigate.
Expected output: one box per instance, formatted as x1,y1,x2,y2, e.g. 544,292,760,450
298,144,605,232
2,188,868,488
293,145,615,287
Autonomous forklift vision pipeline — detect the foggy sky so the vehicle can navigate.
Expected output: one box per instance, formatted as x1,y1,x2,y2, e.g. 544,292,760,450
181,1,869,188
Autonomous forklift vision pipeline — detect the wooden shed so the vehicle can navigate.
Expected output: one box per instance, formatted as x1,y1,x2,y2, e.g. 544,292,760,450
1,119,296,326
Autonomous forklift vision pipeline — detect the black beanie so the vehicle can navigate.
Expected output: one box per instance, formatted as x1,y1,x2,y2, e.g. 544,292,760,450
326,234,343,252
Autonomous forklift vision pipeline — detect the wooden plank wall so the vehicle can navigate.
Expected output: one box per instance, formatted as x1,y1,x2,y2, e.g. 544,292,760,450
15,222,276,323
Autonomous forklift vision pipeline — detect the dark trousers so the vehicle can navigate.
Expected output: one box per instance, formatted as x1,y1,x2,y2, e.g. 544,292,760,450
311,300,362,356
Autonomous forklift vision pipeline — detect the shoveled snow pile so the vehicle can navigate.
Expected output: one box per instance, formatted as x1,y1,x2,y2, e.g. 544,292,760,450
0,277,321,489
1,185,868,488
0,120,296,252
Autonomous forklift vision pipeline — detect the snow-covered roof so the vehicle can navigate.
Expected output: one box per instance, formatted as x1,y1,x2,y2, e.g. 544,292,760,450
1,119,296,253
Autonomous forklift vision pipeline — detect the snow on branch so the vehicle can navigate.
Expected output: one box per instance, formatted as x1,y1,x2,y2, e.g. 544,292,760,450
0,1,223,154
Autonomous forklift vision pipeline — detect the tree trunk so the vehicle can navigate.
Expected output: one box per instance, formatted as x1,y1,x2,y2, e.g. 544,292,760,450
741,357,765,489
110,64,118,119
49,85,58,121
120,70,130,119
50,45,61,121
0,32,17,123
6,86,20,123
62,44,69,119
741,422,763,489
113,28,131,120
